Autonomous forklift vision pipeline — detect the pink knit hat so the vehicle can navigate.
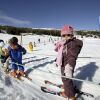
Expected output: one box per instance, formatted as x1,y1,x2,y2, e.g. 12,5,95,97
61,25,73,36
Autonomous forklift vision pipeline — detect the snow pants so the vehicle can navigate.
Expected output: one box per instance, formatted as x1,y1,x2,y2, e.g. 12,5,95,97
11,63,24,71
61,66,75,98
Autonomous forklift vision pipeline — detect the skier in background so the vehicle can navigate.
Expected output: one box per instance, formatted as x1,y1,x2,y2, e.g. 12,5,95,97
38,38,40,43
34,42,36,47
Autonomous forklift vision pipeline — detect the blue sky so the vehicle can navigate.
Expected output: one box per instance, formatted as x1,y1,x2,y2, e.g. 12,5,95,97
0,0,100,30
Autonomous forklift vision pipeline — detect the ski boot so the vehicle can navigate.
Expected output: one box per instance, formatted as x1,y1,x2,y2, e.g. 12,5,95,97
10,70,17,78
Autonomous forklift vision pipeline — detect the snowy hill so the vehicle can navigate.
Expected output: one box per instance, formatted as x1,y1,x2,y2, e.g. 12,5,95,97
0,33,100,100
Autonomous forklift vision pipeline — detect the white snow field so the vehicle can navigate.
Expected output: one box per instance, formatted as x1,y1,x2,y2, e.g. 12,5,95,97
0,33,100,100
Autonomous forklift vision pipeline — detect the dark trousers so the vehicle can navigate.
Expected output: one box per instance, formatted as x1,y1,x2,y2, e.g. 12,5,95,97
61,67,75,98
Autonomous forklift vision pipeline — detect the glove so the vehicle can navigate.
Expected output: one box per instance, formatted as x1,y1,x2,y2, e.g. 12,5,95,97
64,64,73,78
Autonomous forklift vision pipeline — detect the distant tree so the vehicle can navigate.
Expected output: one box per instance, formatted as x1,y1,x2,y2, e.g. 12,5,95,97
0,25,100,38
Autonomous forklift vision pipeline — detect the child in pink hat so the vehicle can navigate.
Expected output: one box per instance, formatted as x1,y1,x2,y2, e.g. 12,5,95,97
55,25,83,100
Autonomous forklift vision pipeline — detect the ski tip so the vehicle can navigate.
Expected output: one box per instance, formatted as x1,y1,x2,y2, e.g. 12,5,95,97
41,86,47,93
44,80,49,84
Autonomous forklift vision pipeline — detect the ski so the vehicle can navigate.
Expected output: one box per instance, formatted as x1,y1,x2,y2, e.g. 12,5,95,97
74,86,94,98
16,71,32,81
41,86,60,95
3,68,32,81
8,73,32,81
22,75,32,81
44,80,62,88
42,80,94,98
8,72,24,81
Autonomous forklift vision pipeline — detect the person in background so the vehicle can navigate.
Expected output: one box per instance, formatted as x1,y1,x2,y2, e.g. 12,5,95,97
38,38,40,43
0,40,10,73
28,42,33,53
0,40,5,66
55,25,83,100
8,37,26,78
2,42,10,72
34,42,36,47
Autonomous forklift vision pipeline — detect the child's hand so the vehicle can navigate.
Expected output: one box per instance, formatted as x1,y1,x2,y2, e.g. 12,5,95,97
3,49,9,56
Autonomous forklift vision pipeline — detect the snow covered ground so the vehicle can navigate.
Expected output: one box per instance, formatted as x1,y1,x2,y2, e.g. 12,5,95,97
0,33,100,100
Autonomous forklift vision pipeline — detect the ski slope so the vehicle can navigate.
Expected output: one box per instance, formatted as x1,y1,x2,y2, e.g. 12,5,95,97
0,33,100,100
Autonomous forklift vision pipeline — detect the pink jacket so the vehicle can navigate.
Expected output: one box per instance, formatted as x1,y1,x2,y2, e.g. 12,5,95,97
55,40,65,66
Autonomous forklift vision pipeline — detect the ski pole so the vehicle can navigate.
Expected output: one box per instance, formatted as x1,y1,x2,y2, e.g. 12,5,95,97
33,68,100,86
1,59,100,86
6,61,100,86
27,53,100,59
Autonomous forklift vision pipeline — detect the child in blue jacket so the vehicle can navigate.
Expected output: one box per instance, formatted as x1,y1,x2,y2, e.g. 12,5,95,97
8,37,26,78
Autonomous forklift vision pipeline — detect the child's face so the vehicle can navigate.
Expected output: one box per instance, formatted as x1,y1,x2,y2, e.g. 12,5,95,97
61,34,73,41
10,44,17,50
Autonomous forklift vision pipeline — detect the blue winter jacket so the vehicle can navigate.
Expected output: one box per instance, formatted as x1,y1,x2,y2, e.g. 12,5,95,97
8,44,26,64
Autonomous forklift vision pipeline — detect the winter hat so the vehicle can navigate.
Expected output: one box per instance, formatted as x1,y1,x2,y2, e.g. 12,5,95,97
61,25,74,36
9,37,18,45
